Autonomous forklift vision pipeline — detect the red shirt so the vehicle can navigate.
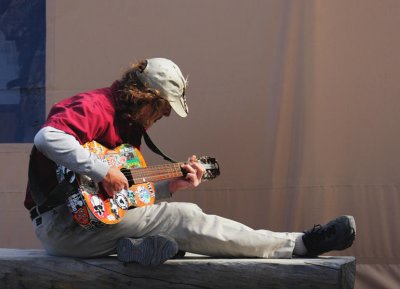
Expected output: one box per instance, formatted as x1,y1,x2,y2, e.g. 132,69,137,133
24,82,143,209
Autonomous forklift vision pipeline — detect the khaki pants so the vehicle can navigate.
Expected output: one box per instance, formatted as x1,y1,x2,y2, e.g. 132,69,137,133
33,202,299,259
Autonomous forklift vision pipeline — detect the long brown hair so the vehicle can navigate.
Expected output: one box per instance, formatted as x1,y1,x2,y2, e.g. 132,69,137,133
114,60,170,124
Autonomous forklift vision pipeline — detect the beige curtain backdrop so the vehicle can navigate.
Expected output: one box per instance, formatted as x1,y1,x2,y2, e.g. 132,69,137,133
0,1,399,288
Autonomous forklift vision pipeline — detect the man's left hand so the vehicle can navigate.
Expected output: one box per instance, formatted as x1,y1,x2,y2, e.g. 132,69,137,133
169,155,205,193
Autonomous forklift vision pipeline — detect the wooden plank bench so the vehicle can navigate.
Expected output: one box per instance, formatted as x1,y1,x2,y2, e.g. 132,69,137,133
0,248,355,289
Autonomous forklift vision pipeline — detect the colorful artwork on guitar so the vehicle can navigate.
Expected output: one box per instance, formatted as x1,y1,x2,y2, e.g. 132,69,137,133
60,141,220,230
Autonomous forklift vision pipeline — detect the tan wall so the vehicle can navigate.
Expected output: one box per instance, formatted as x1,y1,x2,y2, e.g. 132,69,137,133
1,1,400,288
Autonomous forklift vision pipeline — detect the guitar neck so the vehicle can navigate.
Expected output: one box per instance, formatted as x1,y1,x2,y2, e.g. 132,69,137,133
128,163,184,184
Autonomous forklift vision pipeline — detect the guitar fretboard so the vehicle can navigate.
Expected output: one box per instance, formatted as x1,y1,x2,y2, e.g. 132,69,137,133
128,163,184,184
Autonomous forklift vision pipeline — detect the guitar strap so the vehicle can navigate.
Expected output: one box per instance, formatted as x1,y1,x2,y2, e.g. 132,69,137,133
143,131,178,163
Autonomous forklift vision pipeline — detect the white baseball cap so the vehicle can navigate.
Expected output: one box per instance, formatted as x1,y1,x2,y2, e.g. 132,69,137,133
136,58,188,117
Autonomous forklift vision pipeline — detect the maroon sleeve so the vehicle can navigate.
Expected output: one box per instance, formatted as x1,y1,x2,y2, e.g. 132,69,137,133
43,94,107,144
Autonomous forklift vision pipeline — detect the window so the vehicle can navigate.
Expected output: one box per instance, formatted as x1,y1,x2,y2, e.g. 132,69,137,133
0,0,45,143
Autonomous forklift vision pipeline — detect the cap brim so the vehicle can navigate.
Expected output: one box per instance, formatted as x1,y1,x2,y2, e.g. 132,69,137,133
170,100,188,118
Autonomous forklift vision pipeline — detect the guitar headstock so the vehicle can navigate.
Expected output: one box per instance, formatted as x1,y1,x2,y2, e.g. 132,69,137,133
198,156,220,181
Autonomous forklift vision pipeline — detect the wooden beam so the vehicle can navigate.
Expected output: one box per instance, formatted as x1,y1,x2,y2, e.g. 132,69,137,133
0,249,355,289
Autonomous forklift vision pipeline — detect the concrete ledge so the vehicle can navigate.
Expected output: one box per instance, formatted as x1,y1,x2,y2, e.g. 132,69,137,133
0,249,355,289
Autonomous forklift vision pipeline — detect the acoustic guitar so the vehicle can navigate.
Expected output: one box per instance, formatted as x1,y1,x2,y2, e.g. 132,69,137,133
61,141,220,230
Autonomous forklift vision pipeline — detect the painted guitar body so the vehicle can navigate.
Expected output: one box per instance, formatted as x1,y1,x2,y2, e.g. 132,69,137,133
61,141,220,231
64,141,157,230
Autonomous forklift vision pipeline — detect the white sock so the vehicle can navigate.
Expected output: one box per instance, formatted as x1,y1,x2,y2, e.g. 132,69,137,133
293,234,308,256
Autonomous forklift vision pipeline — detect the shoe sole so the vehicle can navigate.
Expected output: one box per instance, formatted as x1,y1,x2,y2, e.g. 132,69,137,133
117,235,179,266
337,215,356,250
346,215,356,235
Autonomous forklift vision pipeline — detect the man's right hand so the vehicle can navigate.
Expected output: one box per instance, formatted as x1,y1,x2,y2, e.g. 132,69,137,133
101,167,129,197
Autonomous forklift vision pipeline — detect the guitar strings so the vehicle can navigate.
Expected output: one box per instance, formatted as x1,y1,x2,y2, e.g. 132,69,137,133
115,160,218,184
121,163,183,183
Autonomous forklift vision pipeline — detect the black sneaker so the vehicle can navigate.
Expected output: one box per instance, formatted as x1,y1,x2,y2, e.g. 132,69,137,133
117,235,179,266
302,215,356,257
